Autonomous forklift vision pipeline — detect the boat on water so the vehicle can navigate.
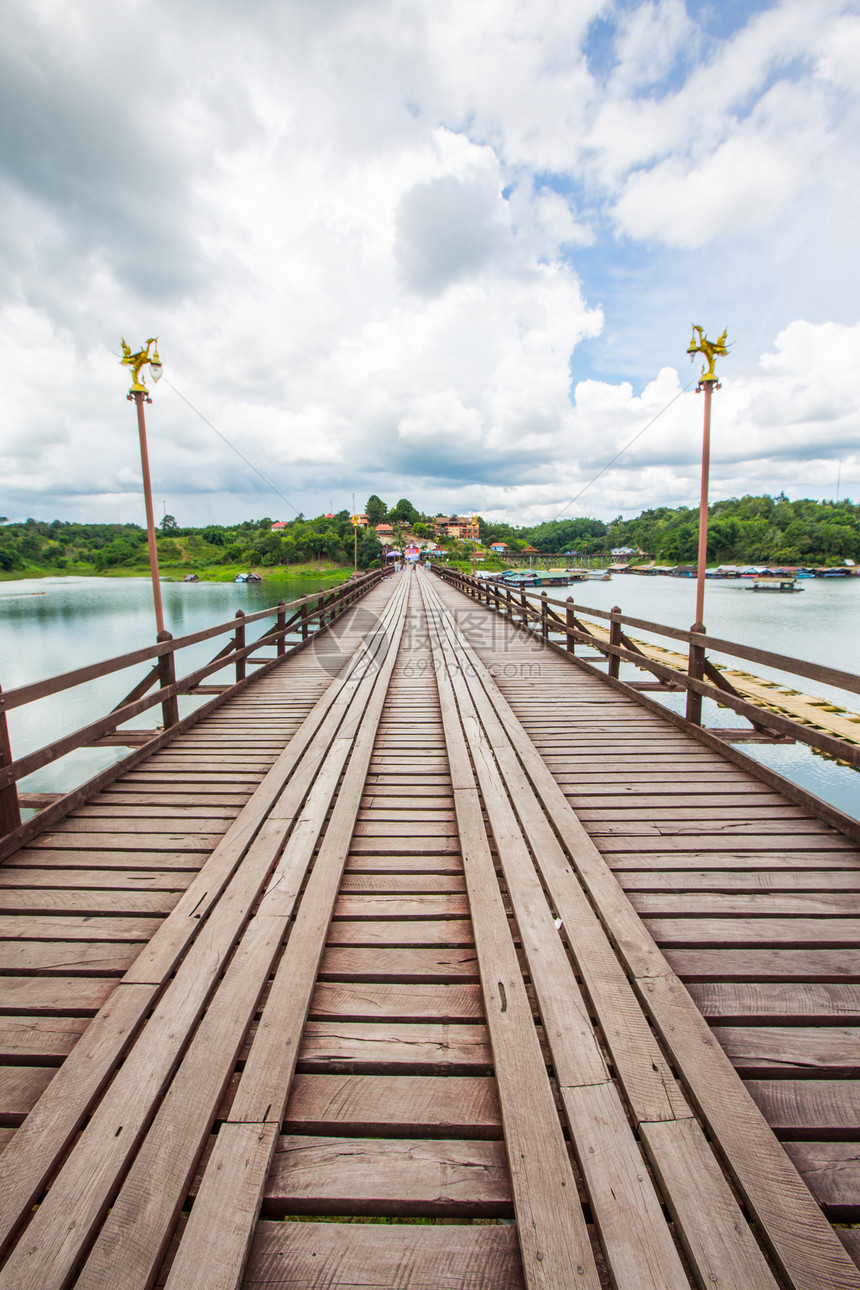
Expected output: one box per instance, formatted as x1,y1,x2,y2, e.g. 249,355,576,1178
496,568,605,588
499,570,539,586
745,575,803,592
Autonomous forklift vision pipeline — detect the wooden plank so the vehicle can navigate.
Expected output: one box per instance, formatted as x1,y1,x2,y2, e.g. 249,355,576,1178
29,831,221,852
646,917,860,947
79,578,412,1290
0,914,162,941
0,976,117,1015
297,1021,491,1074
640,1116,779,1289
0,585,406,1283
783,1142,860,1218
282,1073,500,1137
620,871,860,892
0,867,193,891
243,1220,525,1290
161,584,424,1290
424,579,690,1127
263,1135,511,1216
0,942,141,974
339,873,465,894
589,820,834,837
598,834,857,852
318,947,480,981
58,816,236,834
0,1067,55,1125
423,581,665,1290
10,849,201,869
609,851,860,871
686,983,860,1023
667,948,860,981
711,1026,860,1077
0,890,177,916
428,571,860,1290
327,918,474,949
0,1016,89,1062
332,895,469,920
0,984,157,1247
348,836,460,854
635,893,860,919
308,982,483,1022
641,973,860,1287
747,1080,860,1136
345,853,464,873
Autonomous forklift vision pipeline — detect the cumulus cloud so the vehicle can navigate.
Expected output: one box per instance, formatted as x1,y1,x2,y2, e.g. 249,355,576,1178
0,0,858,529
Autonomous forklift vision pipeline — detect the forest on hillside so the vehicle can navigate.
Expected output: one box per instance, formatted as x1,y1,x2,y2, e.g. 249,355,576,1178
483,494,859,564
1,493,857,576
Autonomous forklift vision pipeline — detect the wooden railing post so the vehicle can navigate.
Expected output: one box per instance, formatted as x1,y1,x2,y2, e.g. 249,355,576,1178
540,592,549,641
506,586,513,620
156,631,180,730
566,597,575,655
276,600,287,656
686,621,706,725
608,606,622,679
0,686,21,834
234,611,246,682
520,591,528,627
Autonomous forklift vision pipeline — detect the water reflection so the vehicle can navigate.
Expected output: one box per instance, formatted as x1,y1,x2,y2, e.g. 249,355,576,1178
0,573,346,796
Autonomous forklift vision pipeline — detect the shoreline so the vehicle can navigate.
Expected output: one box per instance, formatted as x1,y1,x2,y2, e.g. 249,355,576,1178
0,561,355,586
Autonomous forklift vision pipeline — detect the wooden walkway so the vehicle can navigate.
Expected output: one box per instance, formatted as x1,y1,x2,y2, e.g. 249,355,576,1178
0,566,858,1287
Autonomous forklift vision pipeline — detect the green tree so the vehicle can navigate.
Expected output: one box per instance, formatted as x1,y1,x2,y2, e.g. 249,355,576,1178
389,498,419,525
356,527,382,569
160,514,178,532
365,495,387,526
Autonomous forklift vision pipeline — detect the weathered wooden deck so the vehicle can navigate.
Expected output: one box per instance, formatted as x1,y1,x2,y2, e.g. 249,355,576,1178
0,566,858,1288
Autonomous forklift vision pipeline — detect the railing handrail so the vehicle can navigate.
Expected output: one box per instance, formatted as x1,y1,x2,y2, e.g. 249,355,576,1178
0,570,386,831
1,575,377,713
431,566,860,767
460,577,860,698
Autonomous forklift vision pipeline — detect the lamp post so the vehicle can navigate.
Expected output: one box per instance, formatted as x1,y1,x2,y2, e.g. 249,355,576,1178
684,325,728,724
350,514,360,575
120,338,165,635
686,326,728,625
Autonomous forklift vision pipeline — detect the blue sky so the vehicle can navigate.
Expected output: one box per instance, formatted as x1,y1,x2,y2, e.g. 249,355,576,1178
0,0,858,527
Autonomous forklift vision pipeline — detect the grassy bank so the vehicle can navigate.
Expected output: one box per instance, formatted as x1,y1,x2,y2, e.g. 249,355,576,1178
0,560,355,585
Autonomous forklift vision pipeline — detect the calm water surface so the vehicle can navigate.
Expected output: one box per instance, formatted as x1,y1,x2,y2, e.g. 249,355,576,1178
1,570,858,820
524,571,860,823
0,574,343,802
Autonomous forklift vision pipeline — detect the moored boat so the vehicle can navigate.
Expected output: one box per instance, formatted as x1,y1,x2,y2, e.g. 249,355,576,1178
745,575,802,592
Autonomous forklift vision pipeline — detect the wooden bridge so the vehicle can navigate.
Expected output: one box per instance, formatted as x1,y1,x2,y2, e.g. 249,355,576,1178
0,564,859,1288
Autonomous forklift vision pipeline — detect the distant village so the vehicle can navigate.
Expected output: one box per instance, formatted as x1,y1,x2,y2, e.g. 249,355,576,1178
1,493,857,577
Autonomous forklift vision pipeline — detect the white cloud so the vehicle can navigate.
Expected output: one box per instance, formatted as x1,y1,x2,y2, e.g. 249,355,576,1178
0,0,857,529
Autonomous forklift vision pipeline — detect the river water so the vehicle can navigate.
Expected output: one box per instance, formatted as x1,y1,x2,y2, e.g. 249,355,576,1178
0,573,344,808
1,570,858,822
522,570,860,823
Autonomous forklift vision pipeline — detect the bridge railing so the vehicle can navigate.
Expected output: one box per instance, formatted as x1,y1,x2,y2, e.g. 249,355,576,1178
0,569,387,855
431,565,860,772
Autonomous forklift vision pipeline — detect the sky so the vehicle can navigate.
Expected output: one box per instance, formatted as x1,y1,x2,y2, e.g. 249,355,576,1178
0,0,858,529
